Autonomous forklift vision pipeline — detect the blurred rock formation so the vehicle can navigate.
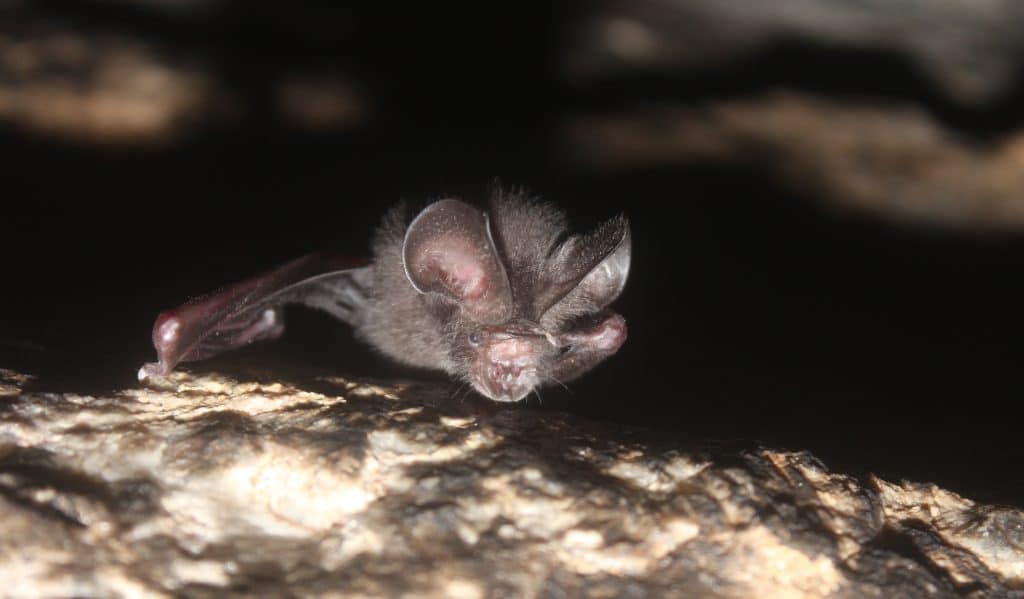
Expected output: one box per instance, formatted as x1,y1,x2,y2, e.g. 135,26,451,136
558,1,1024,231
4,0,1024,228
562,0,1024,105
563,93,1024,230
0,3,365,144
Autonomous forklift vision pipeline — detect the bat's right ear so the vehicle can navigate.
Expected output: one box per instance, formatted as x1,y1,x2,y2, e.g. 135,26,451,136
402,199,513,323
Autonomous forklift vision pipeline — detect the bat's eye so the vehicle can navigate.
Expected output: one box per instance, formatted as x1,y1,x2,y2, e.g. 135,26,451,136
468,332,483,346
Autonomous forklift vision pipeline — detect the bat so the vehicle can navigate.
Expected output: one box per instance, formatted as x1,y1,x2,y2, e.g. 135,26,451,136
139,189,631,402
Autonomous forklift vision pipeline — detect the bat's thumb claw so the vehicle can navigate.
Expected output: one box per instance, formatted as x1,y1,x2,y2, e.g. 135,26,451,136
138,362,170,382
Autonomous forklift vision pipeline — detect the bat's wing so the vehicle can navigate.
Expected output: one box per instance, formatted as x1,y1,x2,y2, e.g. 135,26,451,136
140,253,372,378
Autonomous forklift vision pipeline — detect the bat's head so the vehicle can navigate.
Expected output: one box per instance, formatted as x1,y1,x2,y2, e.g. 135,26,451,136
402,198,631,402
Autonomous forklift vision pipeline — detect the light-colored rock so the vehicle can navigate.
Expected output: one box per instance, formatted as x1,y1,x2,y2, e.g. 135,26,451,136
563,0,1024,105
1,367,1022,597
0,8,366,143
0,22,217,144
563,93,1024,230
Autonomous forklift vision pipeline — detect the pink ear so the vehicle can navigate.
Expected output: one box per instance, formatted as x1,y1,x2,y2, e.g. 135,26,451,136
403,199,513,323
422,241,488,300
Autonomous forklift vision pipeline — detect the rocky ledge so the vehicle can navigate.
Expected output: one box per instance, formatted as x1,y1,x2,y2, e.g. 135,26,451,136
0,367,1021,598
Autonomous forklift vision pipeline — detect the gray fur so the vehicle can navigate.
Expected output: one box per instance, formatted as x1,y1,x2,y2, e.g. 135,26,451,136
355,188,630,399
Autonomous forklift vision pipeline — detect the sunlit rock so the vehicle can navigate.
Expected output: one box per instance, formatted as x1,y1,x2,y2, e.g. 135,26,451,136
1,368,1021,596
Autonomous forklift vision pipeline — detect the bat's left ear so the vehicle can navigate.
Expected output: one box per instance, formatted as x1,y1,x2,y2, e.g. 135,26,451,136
575,215,631,308
540,214,631,315
403,199,514,323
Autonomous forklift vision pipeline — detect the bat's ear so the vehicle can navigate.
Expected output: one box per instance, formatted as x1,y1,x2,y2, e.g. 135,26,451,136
575,215,631,308
541,214,631,314
403,199,513,322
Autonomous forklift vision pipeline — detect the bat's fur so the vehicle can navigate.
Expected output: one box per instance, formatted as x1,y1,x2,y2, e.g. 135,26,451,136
358,188,630,400
146,187,630,402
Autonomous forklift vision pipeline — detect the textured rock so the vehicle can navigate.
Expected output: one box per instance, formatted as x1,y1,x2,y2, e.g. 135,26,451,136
563,93,1024,230
1,367,1022,597
0,19,216,143
562,0,1024,105
0,7,366,143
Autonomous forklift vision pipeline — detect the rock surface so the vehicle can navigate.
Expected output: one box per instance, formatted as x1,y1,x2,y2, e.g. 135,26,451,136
0,5,366,143
1,367,1021,598
0,15,217,143
562,0,1024,105
557,1,1024,231
7,1,1024,230
562,93,1024,231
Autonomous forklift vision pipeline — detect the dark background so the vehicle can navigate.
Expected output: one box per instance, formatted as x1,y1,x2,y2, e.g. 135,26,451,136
3,2,1024,505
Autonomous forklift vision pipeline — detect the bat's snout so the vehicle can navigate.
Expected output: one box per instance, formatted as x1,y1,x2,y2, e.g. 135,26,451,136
474,336,541,402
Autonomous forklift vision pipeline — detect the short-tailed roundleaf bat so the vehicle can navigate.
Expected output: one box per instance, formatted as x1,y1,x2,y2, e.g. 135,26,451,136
140,190,630,402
